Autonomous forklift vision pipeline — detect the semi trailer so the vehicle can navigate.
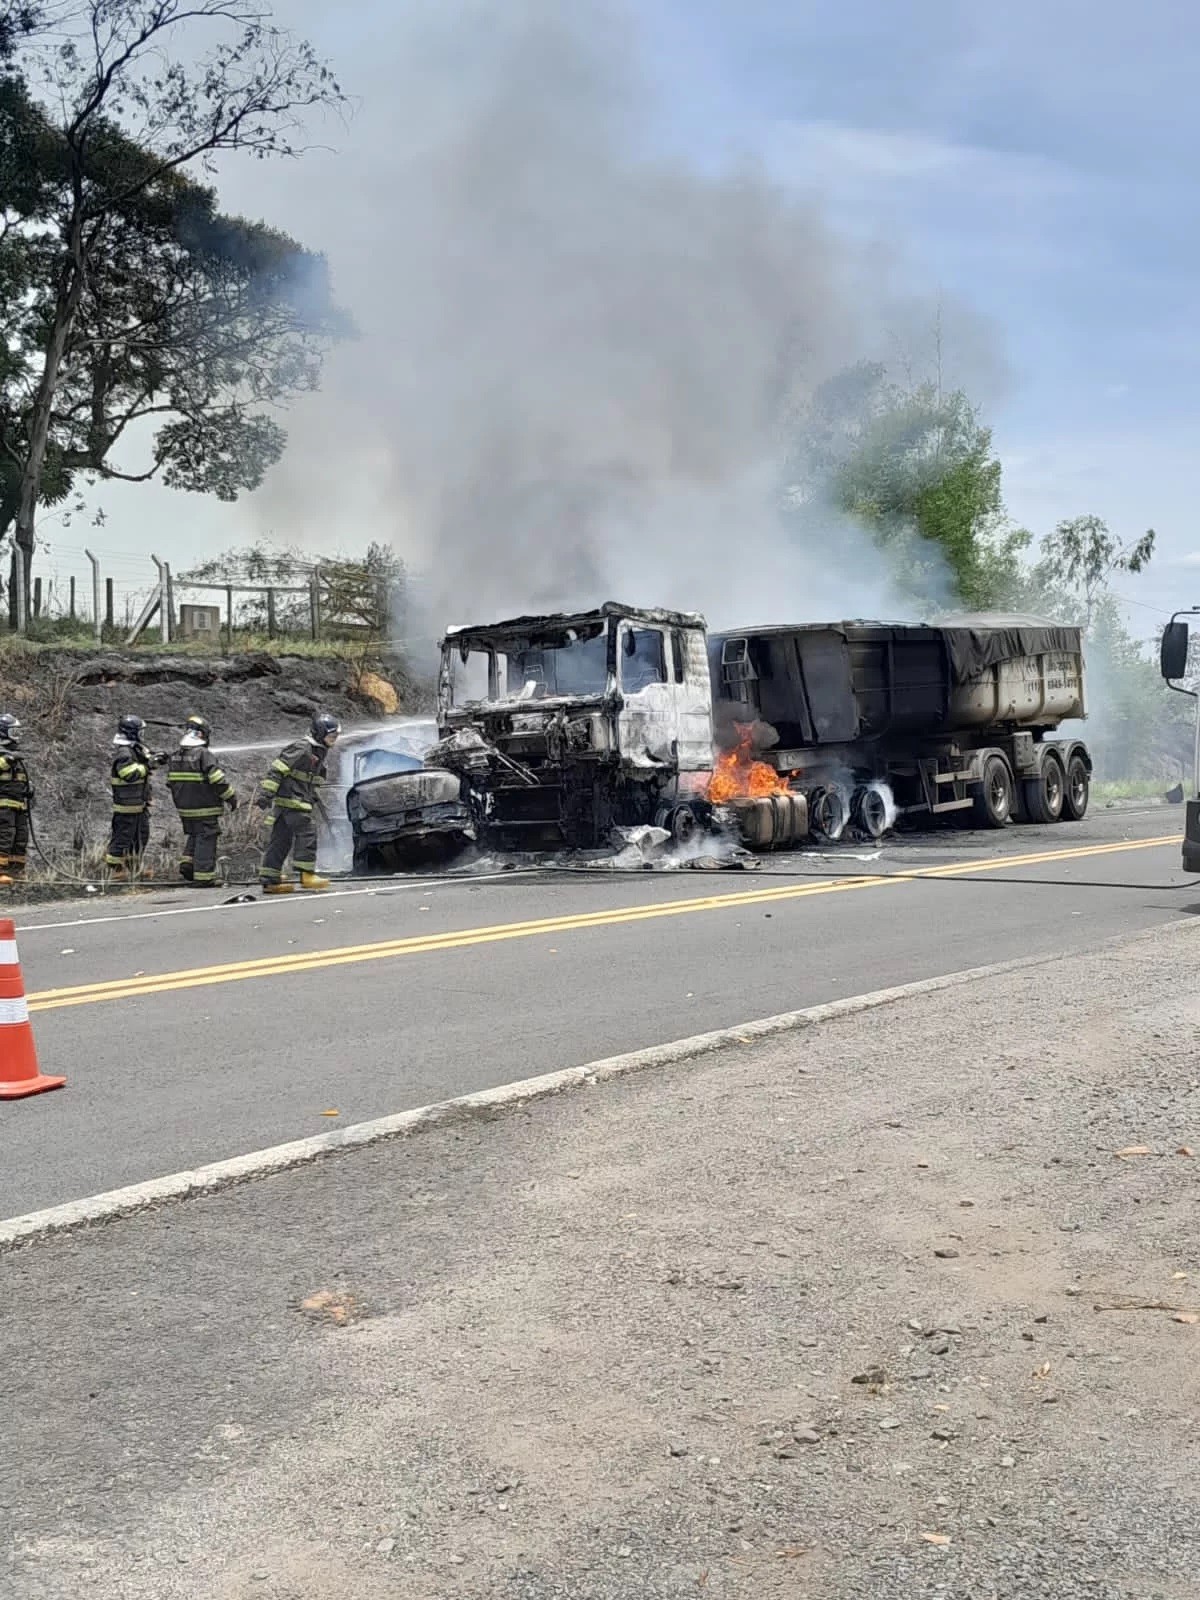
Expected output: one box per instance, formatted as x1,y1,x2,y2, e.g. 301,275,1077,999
710,613,1091,843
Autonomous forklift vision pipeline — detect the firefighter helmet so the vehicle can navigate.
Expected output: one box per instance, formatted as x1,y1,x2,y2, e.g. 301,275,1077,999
0,713,20,747
117,714,146,742
183,714,211,745
310,711,340,747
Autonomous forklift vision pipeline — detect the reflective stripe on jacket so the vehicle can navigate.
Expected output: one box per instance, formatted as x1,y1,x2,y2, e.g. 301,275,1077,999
168,745,236,819
258,739,327,813
111,746,151,814
0,752,30,811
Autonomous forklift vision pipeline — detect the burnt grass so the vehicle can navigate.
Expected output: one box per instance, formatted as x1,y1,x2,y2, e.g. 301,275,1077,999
1,647,427,886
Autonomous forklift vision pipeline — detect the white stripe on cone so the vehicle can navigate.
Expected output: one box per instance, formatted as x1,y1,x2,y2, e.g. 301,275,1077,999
0,941,19,967
0,996,30,1025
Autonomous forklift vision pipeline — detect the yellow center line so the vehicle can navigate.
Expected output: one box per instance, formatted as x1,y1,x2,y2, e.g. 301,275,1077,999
25,833,1178,1013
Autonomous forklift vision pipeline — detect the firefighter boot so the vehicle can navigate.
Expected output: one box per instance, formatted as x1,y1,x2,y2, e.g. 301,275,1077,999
261,881,294,896
299,871,330,891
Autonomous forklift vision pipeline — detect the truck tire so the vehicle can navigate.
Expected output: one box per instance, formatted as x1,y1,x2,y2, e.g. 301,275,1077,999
1022,753,1065,823
665,804,699,846
1062,754,1090,821
852,785,888,839
809,786,846,842
972,754,1014,829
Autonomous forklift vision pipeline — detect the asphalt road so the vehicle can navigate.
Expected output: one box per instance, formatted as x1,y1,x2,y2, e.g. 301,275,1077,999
7,913,1200,1600
0,806,1190,1217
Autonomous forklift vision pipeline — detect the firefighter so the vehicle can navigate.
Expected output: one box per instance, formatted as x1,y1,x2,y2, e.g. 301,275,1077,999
167,715,238,885
0,713,31,886
255,711,340,894
106,714,163,875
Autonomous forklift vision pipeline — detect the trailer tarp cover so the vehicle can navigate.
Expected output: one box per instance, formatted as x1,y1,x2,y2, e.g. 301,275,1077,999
932,612,1082,683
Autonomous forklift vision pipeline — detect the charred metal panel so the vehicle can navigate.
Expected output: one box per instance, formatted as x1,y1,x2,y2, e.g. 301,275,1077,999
844,628,949,737
436,603,714,851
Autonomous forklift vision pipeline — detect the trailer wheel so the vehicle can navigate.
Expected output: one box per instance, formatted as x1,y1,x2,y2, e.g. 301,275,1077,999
1062,754,1090,821
972,754,1014,829
1022,753,1065,823
851,785,889,839
809,786,847,842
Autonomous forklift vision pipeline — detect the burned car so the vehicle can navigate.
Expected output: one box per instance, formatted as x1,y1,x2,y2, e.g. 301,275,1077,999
431,602,716,851
345,743,473,871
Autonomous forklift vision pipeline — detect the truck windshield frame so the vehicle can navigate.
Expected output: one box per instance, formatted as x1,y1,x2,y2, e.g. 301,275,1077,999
446,621,611,707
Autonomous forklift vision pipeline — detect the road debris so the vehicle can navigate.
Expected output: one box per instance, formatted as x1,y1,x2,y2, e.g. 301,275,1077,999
298,1289,365,1326
1092,1297,1199,1314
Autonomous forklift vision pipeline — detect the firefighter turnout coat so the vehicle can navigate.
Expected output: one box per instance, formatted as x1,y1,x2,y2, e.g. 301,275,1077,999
167,745,236,819
110,743,153,815
0,749,31,815
257,740,328,815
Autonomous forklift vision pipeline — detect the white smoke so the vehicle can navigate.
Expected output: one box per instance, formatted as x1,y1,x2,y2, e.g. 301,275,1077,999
253,0,990,637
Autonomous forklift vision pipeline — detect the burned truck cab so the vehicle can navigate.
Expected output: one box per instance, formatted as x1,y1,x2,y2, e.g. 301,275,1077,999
434,602,714,851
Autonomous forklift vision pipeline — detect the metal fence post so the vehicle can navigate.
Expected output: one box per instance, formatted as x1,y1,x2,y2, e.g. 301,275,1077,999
84,549,102,643
151,555,168,645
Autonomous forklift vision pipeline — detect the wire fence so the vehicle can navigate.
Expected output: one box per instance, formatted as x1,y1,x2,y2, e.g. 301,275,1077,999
10,538,425,650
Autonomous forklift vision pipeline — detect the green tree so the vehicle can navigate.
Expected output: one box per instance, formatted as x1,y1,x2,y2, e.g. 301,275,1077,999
1029,514,1155,631
790,363,1030,609
1,0,347,623
1,84,348,579
1014,516,1186,782
0,4,40,60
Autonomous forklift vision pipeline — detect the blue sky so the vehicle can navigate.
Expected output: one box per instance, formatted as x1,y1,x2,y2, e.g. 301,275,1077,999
54,0,1198,630
631,0,1199,618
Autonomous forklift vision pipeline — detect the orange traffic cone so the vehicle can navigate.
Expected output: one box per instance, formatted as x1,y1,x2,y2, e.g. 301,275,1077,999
0,917,64,1099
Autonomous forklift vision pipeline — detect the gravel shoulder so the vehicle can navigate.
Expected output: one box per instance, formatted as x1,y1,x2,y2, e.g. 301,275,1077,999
7,920,1200,1599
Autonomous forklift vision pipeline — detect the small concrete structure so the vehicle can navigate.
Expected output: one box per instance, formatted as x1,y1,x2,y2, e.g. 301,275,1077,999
178,604,221,640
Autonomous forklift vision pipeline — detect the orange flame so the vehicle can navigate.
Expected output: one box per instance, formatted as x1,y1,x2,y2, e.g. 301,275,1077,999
707,723,790,802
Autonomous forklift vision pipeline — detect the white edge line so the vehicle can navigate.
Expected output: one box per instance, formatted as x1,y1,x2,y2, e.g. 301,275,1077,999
10,822,1181,933
5,922,1195,1252
11,873,523,934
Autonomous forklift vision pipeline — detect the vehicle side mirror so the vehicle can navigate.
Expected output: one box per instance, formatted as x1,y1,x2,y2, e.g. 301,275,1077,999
1161,620,1189,680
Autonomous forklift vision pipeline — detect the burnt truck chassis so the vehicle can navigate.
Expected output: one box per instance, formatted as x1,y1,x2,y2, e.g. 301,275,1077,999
434,604,717,854
430,711,716,854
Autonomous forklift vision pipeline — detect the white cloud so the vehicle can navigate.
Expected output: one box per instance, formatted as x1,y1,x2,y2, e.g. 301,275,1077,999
770,119,1086,201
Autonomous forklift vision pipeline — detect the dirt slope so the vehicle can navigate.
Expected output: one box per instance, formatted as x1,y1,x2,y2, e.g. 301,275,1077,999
0,647,429,874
